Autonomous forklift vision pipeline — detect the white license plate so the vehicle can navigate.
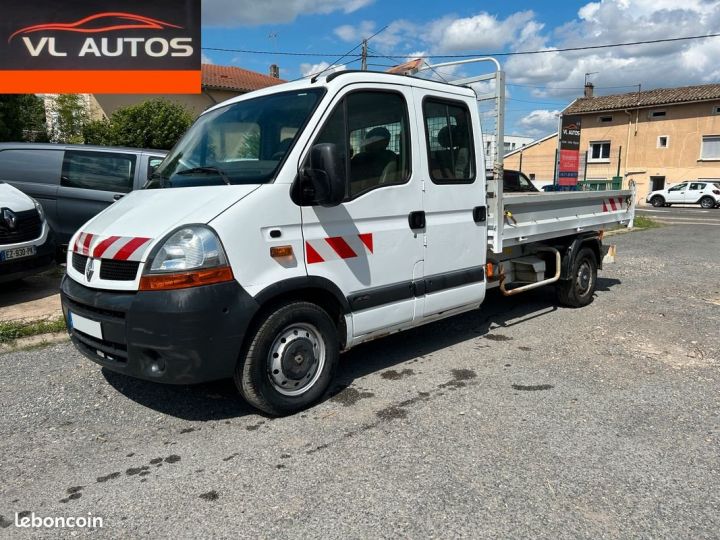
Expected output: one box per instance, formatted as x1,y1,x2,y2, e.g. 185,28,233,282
0,245,36,261
68,311,103,340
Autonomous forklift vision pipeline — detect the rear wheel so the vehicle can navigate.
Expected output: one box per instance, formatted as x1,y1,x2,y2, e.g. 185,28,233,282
557,247,598,308
700,196,715,209
235,301,339,416
651,196,665,207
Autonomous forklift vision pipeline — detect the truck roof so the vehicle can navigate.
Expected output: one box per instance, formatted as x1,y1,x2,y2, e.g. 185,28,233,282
204,70,478,116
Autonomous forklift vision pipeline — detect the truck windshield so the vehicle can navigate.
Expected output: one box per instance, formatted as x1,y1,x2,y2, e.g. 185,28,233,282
149,88,324,187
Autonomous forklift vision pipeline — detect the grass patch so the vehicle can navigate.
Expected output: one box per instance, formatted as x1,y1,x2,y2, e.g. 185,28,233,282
633,215,661,229
0,316,66,345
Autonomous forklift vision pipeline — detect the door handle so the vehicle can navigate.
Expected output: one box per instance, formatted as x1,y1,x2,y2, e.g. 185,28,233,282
408,210,425,230
113,194,124,201
472,206,487,223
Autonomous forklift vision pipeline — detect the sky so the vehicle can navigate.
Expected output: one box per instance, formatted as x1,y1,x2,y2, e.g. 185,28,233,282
200,0,720,138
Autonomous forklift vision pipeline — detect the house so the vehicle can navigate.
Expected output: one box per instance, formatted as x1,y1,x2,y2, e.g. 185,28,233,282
93,63,285,118
566,82,720,198
504,132,558,187
483,134,534,165
505,82,720,199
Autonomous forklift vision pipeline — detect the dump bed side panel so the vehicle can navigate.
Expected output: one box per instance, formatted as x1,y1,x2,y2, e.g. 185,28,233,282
499,189,635,247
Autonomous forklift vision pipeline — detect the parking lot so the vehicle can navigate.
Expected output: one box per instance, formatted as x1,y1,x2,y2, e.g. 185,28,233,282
1,222,719,538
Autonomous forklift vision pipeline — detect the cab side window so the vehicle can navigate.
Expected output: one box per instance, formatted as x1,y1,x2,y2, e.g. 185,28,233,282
689,182,704,190
310,91,410,199
61,151,136,193
423,99,475,183
668,183,687,192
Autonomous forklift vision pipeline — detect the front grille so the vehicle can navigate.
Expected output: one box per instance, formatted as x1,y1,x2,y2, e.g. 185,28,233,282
72,252,88,273
100,259,140,281
71,253,139,282
0,209,42,245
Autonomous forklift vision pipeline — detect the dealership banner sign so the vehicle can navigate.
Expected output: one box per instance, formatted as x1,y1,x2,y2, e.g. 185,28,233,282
557,115,581,187
0,0,201,93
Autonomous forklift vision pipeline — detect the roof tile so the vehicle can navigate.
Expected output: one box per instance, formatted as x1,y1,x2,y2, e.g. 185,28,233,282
202,64,285,93
566,83,720,114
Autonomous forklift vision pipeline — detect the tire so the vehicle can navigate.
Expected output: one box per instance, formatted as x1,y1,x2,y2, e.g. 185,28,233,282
651,196,665,207
700,196,715,209
557,247,598,308
234,301,339,416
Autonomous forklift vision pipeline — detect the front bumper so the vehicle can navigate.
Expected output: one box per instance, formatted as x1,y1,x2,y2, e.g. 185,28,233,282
0,231,56,283
60,275,259,384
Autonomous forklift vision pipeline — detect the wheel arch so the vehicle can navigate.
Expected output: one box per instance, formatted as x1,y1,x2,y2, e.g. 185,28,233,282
246,276,350,351
555,233,602,280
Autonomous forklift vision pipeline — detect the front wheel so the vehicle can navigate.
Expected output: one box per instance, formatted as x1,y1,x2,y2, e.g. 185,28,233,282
235,301,339,416
700,196,715,209
557,247,598,308
651,196,665,207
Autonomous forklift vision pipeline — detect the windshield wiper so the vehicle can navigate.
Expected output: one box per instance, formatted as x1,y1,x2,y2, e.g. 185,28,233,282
176,166,232,185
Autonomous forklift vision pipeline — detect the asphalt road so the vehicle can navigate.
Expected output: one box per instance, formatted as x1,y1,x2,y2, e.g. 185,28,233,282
1,224,719,538
637,204,720,226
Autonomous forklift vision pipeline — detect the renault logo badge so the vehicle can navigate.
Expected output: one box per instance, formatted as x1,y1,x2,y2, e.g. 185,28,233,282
1,208,17,231
85,258,95,282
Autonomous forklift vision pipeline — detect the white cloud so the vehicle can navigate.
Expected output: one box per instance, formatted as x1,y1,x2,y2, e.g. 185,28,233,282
299,61,346,77
333,19,417,51
201,53,214,64
203,0,374,26
427,11,536,52
519,109,561,137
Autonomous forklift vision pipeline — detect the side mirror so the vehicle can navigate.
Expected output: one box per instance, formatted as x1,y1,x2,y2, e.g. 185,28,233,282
291,143,346,207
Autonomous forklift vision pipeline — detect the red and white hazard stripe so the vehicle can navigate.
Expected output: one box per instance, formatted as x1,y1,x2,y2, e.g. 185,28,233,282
73,232,151,262
305,233,373,264
602,197,624,213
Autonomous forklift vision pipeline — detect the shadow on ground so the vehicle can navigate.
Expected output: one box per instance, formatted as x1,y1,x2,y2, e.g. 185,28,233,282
103,278,621,420
0,268,62,308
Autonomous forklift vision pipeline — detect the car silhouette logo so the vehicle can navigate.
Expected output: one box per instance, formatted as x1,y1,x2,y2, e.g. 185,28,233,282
9,12,183,43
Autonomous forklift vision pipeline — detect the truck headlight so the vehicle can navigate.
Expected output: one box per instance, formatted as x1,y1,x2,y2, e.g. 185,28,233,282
140,225,233,291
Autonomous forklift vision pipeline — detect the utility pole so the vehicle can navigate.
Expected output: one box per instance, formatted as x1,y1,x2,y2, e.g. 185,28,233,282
361,39,368,71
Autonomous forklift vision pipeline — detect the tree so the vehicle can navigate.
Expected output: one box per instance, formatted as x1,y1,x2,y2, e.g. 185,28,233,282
0,94,48,142
52,94,87,144
83,118,112,146
18,94,49,142
106,99,193,150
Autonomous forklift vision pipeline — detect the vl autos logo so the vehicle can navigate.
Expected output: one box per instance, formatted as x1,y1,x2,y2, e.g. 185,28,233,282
9,12,194,59
0,1,201,92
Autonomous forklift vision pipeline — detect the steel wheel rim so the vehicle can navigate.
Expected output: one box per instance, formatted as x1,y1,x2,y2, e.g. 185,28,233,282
268,322,325,397
701,198,713,208
576,260,593,296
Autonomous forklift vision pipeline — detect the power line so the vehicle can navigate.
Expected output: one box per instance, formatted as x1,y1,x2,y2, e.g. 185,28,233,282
201,32,720,60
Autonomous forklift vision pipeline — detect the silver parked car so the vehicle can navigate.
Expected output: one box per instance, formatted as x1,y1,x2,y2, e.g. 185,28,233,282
0,143,167,246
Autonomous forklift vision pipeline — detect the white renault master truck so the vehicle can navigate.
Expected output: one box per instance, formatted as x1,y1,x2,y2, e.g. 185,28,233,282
61,70,634,415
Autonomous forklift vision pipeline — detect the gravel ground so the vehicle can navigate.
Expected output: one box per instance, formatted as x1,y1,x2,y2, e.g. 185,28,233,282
1,224,719,538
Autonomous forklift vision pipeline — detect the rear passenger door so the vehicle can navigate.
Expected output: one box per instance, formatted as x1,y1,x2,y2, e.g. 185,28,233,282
300,85,424,338
415,91,486,317
686,182,705,203
57,150,136,243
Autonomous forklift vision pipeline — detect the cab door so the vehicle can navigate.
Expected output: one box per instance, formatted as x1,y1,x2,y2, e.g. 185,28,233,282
300,85,424,338
414,90,487,317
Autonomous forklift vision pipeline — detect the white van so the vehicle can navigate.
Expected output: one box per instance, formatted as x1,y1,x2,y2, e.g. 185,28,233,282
60,70,635,415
